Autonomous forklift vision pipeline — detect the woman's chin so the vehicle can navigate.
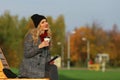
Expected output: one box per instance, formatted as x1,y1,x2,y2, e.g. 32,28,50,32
44,28,48,31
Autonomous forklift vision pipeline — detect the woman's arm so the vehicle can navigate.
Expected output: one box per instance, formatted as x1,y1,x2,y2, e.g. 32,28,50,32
24,33,43,58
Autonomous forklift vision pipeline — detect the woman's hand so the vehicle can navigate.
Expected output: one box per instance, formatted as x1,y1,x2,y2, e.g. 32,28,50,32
38,41,49,48
49,61,54,64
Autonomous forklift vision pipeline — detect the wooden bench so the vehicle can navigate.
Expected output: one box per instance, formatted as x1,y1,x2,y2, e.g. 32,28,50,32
88,63,100,71
0,79,49,80
0,48,49,80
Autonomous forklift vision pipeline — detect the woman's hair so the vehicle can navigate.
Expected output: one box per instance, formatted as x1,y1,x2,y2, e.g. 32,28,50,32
30,27,51,45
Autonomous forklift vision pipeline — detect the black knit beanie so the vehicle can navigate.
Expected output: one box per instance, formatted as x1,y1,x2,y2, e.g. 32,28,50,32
31,14,46,28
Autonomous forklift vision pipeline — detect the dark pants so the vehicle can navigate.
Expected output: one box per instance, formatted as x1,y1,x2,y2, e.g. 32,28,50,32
45,64,59,80
3,64,59,80
3,68,17,78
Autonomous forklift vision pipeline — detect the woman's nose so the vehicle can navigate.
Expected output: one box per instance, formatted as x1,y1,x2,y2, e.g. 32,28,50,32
46,22,49,26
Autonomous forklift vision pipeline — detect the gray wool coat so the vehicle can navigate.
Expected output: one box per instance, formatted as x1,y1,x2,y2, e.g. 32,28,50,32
19,32,51,78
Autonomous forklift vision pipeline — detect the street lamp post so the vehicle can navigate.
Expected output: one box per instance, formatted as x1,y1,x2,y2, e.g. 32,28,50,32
61,45,64,67
67,31,76,69
82,37,90,67
57,42,64,68
67,35,70,69
87,40,90,64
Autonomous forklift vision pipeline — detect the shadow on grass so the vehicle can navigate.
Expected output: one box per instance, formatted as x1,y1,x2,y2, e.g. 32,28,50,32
59,74,84,80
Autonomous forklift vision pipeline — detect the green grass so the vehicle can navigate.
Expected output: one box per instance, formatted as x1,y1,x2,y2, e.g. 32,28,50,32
11,68,120,80
58,69,120,80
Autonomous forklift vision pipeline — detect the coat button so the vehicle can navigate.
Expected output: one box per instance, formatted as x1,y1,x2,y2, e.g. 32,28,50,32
39,55,42,57
38,63,40,65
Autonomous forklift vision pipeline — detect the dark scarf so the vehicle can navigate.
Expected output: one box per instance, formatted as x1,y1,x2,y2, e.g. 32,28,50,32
40,31,48,42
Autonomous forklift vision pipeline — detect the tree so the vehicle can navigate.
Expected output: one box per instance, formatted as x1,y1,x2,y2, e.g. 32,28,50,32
0,11,28,67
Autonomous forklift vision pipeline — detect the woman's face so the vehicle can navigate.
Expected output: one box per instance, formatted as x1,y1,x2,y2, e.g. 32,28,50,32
38,19,49,31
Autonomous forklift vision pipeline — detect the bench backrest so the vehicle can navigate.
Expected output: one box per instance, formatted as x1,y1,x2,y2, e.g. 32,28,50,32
0,48,10,69
0,48,9,78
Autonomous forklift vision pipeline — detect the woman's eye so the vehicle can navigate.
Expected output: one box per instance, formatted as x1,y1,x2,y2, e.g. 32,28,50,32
41,21,45,24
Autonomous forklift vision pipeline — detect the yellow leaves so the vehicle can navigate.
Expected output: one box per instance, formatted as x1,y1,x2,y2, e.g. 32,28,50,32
70,25,120,66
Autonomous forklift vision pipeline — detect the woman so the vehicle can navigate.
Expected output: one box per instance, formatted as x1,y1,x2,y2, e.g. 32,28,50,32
19,14,58,80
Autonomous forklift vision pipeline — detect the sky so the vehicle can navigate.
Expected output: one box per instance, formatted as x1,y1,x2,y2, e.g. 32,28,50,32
0,0,120,32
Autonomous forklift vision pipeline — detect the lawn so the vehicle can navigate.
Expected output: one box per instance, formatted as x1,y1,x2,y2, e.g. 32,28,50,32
58,68,120,80
11,68,120,80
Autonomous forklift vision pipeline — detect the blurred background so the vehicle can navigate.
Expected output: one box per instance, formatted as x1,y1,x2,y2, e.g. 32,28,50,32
0,0,120,80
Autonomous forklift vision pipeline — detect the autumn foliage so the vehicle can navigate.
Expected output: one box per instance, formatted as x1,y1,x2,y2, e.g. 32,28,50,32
69,23,120,67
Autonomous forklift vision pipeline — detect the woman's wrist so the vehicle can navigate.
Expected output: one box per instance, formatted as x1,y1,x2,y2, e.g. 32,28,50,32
38,44,42,48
